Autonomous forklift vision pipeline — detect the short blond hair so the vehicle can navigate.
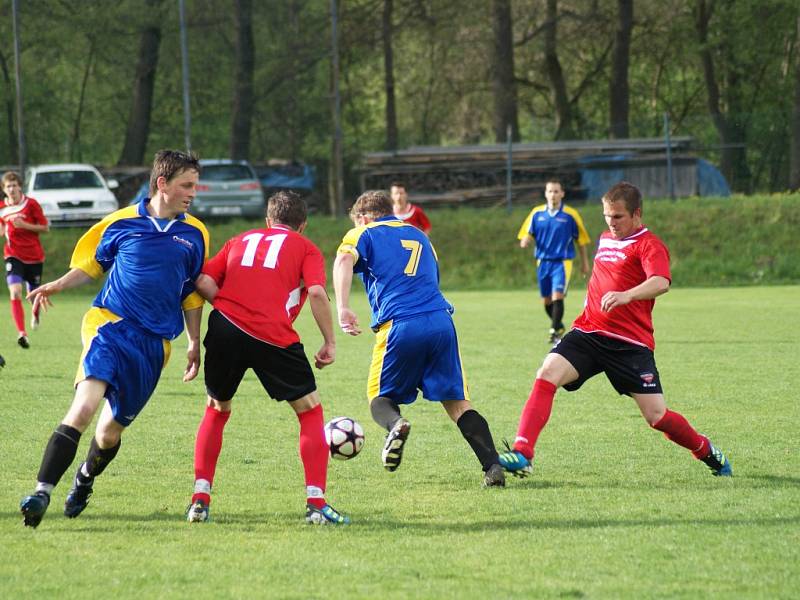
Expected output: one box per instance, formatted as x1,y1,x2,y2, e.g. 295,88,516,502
349,190,393,220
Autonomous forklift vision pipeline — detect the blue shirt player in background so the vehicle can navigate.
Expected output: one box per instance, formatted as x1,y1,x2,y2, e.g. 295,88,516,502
518,179,591,343
20,150,209,528
333,190,505,487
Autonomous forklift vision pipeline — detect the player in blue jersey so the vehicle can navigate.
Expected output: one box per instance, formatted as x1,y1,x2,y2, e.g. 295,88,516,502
517,179,591,343
333,190,505,487
19,150,209,528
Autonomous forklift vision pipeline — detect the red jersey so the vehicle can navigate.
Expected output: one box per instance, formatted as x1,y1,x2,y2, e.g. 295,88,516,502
572,227,670,350
396,203,431,233
202,225,326,347
0,195,48,263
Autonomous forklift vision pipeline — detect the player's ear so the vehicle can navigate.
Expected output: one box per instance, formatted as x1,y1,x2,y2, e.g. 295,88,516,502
297,221,307,234
156,176,168,192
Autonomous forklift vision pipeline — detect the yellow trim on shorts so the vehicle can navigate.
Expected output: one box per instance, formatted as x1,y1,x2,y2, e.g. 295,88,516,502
75,307,123,386
367,320,392,400
563,259,574,294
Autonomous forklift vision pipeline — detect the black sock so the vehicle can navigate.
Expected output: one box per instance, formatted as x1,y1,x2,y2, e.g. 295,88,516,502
544,303,553,319
370,396,402,431
551,299,564,330
82,437,121,480
456,410,500,471
37,424,82,486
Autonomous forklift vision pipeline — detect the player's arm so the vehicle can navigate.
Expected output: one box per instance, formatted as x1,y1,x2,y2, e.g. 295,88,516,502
333,251,361,336
9,215,49,233
195,273,219,302
578,243,590,277
308,284,336,369
26,267,94,313
600,275,670,312
182,306,202,382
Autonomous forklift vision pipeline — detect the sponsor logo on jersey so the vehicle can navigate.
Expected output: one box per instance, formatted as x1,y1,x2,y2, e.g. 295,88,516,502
172,235,194,248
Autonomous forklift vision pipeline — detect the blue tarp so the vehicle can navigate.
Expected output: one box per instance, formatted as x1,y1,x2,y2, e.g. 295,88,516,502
578,154,730,199
259,164,315,191
696,158,731,197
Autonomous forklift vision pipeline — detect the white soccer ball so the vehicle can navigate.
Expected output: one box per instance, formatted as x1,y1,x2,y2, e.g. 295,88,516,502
324,416,365,460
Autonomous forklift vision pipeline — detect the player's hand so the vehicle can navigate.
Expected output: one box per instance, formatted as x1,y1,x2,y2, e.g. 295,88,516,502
600,290,632,312
183,340,200,382
314,341,336,369
27,280,63,314
338,308,362,336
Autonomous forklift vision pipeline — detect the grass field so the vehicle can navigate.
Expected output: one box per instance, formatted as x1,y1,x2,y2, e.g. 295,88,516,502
0,287,798,598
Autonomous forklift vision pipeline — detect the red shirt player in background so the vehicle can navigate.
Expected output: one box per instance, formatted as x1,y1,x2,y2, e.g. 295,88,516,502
186,190,349,526
1,171,49,349
391,182,431,234
498,181,733,479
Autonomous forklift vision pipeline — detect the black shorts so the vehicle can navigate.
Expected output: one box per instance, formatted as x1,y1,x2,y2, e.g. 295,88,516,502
551,329,663,396
5,257,43,288
203,309,316,402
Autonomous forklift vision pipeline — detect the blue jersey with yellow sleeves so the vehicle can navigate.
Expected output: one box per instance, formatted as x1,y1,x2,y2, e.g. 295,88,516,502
517,203,590,260
337,215,452,329
69,199,209,340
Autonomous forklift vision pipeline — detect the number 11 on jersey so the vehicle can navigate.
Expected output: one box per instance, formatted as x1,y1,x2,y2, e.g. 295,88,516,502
240,233,288,268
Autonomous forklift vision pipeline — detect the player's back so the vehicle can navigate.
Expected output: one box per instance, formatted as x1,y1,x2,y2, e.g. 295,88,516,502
347,218,451,327
208,225,325,346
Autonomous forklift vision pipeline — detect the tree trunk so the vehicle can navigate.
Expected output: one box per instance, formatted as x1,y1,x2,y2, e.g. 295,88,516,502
383,0,398,151
230,0,255,160
71,38,96,162
0,49,18,165
490,0,519,142
118,3,162,166
609,0,633,139
790,15,800,190
695,0,750,192
544,0,574,140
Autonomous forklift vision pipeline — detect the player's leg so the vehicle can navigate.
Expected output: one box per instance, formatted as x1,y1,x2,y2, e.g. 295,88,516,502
441,399,505,487
20,378,107,527
288,392,350,525
64,402,125,518
548,260,571,341
188,310,242,521
367,320,420,472
6,259,28,347
633,393,732,476
537,261,553,338
501,333,592,476
25,262,43,330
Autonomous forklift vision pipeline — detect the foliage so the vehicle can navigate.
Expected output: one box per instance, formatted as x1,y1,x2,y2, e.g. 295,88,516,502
1,287,798,597
0,0,798,194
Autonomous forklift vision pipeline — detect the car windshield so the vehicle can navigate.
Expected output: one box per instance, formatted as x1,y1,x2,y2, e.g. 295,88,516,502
201,165,254,182
34,170,103,190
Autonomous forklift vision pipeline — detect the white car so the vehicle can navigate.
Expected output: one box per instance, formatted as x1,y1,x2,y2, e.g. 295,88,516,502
24,164,120,225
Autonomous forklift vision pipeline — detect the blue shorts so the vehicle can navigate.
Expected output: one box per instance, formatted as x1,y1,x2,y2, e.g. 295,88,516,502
367,311,469,405
536,259,573,298
75,308,171,427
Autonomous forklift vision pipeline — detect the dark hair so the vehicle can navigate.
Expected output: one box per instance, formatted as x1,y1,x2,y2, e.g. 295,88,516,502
390,182,406,190
149,149,200,195
349,190,393,219
603,181,642,215
267,191,307,230
2,171,22,187
545,178,563,189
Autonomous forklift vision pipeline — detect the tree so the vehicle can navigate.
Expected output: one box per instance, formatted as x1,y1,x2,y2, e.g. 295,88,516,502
791,14,800,190
490,0,519,142
230,0,255,160
382,0,398,151
609,0,633,138
695,0,750,192
543,0,574,140
118,0,164,166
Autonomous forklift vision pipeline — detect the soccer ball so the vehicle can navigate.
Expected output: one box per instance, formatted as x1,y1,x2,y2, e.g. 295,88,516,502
324,416,365,460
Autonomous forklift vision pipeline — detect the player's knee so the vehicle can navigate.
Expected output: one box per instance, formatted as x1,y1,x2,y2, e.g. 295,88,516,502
207,397,232,412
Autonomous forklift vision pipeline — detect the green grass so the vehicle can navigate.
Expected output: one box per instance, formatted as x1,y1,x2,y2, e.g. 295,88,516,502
1,287,799,598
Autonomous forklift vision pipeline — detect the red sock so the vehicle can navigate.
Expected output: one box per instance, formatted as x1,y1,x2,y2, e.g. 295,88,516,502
10,298,26,335
297,403,328,509
651,409,709,458
192,406,231,504
513,378,557,460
